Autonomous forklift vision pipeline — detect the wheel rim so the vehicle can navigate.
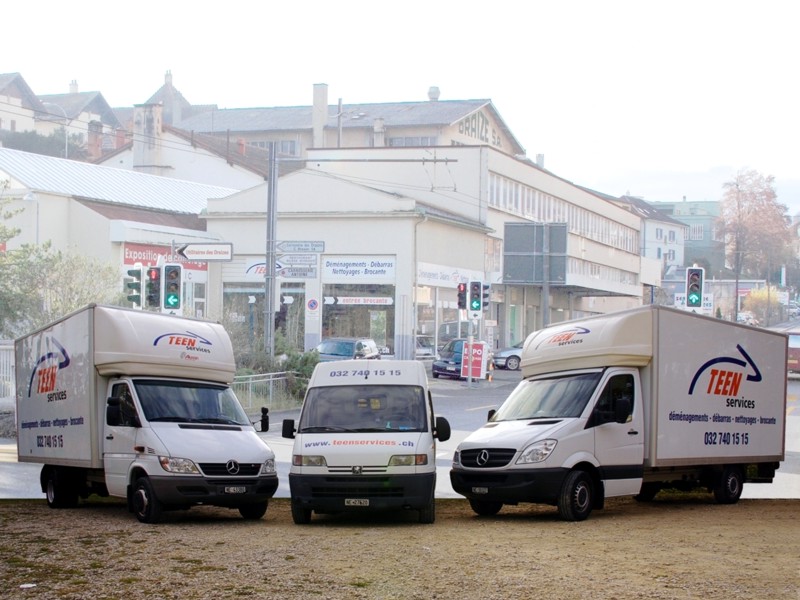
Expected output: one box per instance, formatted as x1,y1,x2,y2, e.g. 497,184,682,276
133,487,149,517
46,480,56,504
574,481,590,512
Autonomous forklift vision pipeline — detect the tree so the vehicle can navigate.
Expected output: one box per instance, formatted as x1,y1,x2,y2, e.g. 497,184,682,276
0,243,124,338
0,129,87,161
719,169,793,319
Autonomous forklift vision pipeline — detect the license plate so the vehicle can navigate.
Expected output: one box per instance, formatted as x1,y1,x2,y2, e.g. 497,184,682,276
472,487,489,494
224,486,246,494
345,498,369,506
446,366,456,371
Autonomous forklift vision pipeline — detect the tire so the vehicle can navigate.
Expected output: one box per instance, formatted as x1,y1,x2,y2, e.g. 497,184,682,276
44,468,79,509
432,371,439,379
419,498,436,524
469,499,503,516
713,466,744,504
291,501,312,525
239,501,268,520
557,470,594,521
506,356,521,371
634,482,660,502
131,477,163,524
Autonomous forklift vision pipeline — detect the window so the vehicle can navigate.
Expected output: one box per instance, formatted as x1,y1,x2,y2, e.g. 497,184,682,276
655,228,663,240
668,230,676,242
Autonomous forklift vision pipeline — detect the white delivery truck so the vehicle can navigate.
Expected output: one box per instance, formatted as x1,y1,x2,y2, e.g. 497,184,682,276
16,304,279,523
451,305,787,521
282,359,451,524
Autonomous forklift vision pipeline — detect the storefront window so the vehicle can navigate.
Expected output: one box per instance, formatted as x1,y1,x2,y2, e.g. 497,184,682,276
321,283,395,352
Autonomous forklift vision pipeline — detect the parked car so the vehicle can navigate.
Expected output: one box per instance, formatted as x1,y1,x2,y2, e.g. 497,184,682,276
415,335,436,360
492,341,524,370
314,337,381,361
431,338,490,379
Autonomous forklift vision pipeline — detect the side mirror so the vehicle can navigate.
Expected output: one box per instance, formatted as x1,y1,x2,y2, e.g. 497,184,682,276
487,409,496,422
282,418,296,439
434,416,451,442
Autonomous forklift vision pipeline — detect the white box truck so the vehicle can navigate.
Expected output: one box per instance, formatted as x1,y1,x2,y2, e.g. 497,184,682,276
451,305,787,520
282,359,451,524
16,304,279,523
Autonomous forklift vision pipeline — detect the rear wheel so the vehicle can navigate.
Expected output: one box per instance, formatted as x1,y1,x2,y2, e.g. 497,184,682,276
131,477,163,524
239,501,268,520
468,499,503,516
713,466,744,504
44,468,79,509
557,470,594,521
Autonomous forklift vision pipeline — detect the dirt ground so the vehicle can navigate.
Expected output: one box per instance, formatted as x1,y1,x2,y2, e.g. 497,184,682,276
1,495,798,600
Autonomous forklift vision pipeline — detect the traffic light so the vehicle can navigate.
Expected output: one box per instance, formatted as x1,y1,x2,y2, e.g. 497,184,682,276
469,281,482,311
457,282,467,310
126,265,143,307
686,267,704,308
145,266,161,308
482,283,490,311
163,264,182,310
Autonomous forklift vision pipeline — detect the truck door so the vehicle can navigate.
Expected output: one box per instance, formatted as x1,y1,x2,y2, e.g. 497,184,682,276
589,370,644,497
103,382,140,497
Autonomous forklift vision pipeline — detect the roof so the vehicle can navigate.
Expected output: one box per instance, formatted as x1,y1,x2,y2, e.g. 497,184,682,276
578,186,686,227
37,91,122,128
0,147,237,214
174,99,523,150
0,72,44,111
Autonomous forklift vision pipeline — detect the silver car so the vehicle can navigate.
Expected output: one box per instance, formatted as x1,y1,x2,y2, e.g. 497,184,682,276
491,342,524,371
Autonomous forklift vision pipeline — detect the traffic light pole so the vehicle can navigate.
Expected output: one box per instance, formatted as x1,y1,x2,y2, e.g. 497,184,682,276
264,142,278,357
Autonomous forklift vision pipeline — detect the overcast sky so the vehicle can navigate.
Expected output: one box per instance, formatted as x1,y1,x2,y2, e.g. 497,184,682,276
7,1,800,211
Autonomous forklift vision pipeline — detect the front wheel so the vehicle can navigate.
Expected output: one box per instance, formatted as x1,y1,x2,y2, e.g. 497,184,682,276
131,477,163,524
557,470,594,521
239,501,268,520
418,498,436,524
506,356,521,371
291,501,312,525
713,466,744,504
469,499,503,516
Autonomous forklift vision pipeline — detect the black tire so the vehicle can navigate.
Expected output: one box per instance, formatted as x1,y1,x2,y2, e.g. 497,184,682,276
131,477,163,524
239,501,268,520
469,498,503,516
419,498,436,524
291,501,312,525
44,468,79,509
713,466,744,504
432,371,440,379
557,470,594,521
506,356,521,371
634,482,660,502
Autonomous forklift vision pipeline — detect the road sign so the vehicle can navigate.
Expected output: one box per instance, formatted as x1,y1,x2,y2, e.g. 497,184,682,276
276,240,324,253
460,341,487,379
176,243,233,261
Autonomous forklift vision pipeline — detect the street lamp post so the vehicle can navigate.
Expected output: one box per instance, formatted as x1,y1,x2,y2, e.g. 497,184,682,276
41,102,69,158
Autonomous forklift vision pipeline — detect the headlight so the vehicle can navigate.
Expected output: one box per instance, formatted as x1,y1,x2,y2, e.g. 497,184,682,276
452,450,461,467
159,456,200,474
260,458,276,474
516,439,557,464
389,454,428,466
293,455,327,467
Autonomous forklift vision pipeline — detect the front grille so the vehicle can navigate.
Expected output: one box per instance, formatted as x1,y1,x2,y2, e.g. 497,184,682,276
198,463,262,476
459,448,517,468
311,477,404,498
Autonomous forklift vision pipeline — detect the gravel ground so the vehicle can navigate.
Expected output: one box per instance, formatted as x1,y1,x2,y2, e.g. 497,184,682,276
1,495,799,599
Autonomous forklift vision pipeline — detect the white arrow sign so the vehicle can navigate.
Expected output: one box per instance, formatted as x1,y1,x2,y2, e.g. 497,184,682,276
177,243,233,261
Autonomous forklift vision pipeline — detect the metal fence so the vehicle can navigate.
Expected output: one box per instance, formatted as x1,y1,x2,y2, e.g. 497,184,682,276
231,371,306,413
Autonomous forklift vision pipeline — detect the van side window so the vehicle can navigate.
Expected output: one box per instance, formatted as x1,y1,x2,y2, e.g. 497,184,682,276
110,383,139,427
591,374,634,426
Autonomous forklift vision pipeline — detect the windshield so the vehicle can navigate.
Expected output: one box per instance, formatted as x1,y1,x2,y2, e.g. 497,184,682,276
491,371,603,421
317,340,355,357
134,379,251,426
298,384,428,433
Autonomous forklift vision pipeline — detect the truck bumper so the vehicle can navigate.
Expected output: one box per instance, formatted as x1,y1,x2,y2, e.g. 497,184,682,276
450,467,568,505
289,472,435,513
146,474,279,507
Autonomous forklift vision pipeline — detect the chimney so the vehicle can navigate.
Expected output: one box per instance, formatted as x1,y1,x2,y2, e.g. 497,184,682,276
312,83,328,148
536,154,545,168
165,70,173,86
69,80,78,94
237,138,246,155
428,86,440,101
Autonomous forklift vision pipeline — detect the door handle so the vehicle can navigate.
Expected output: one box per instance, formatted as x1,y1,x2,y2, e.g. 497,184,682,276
627,429,639,436
105,434,113,440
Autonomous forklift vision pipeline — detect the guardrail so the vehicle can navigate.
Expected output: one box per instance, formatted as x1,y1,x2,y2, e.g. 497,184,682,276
232,371,306,412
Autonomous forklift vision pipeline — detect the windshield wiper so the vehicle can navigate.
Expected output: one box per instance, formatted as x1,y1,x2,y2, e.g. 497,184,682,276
299,426,356,433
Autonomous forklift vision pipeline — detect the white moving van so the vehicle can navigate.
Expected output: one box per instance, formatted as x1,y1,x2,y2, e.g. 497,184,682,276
282,359,451,524
451,305,787,520
16,304,278,523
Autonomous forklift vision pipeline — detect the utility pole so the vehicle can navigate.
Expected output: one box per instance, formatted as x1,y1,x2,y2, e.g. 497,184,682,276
264,142,278,356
